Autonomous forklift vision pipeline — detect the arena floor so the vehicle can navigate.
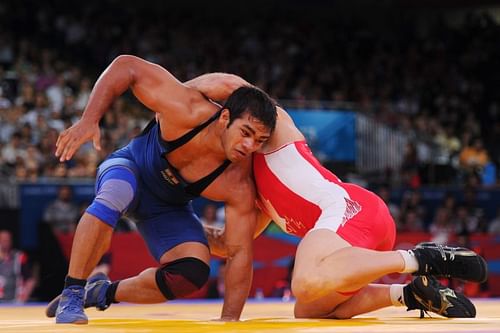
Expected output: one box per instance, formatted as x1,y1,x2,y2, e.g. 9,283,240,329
1,299,499,333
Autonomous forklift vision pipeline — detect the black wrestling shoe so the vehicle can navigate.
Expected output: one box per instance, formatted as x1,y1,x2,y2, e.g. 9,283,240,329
404,276,476,318
411,242,488,283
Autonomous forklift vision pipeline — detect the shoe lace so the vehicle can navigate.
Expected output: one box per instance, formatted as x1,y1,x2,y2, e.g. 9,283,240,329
63,289,84,312
419,309,434,319
435,244,456,261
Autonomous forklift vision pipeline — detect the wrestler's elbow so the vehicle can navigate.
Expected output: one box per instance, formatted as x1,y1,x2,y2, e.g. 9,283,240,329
112,54,139,65
109,55,144,81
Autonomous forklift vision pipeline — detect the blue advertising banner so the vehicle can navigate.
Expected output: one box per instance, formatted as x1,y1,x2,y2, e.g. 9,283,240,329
19,183,94,250
288,109,355,162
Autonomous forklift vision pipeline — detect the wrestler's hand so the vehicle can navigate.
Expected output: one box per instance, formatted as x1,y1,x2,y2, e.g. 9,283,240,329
55,119,101,162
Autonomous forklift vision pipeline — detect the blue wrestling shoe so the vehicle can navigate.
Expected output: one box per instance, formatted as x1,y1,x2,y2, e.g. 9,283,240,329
46,273,109,318
55,285,88,324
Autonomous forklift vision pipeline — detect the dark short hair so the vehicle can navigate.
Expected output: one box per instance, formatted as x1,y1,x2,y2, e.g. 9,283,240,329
223,86,277,132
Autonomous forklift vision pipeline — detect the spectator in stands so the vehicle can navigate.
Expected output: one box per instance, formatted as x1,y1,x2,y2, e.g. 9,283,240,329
15,83,36,110
400,190,426,225
0,86,11,109
433,125,461,184
400,142,421,188
43,185,80,234
453,205,479,235
23,144,43,175
0,106,18,144
1,132,24,169
49,163,69,178
377,186,400,227
200,203,224,229
0,230,36,303
400,209,424,232
459,137,490,178
46,75,67,114
488,208,500,235
429,207,454,244
440,193,457,212
74,77,92,112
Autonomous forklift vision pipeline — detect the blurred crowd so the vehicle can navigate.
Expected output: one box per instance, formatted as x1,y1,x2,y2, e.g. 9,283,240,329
0,1,498,186
377,185,500,238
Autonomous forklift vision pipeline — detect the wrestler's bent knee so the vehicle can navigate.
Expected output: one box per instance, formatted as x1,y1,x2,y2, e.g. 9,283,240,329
155,257,210,300
291,275,325,303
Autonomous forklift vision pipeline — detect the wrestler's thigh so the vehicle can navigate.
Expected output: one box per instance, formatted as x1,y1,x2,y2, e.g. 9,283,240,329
293,228,351,275
136,206,209,263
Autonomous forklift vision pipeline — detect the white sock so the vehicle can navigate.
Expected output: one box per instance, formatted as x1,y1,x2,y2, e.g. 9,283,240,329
398,249,419,273
390,284,406,307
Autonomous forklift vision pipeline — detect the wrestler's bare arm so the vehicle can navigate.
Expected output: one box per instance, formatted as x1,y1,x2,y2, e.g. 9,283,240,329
185,73,250,102
56,55,199,161
218,178,258,321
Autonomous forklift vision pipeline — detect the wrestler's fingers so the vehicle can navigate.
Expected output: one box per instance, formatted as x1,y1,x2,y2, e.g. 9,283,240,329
55,131,63,148
60,137,78,161
59,144,70,162
55,133,71,158
66,139,82,161
61,148,74,162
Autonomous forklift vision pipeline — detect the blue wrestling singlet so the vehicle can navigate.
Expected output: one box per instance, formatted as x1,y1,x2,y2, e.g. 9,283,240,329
86,112,230,261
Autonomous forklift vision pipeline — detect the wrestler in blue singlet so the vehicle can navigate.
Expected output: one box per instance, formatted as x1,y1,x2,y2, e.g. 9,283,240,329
86,111,230,261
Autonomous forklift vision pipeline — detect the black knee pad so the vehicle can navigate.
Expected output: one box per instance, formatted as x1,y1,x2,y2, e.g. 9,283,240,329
155,257,210,300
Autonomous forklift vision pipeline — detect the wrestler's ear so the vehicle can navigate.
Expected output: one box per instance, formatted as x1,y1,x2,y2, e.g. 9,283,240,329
219,108,231,127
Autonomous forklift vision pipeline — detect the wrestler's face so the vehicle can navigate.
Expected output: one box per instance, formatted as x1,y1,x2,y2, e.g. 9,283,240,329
221,110,271,162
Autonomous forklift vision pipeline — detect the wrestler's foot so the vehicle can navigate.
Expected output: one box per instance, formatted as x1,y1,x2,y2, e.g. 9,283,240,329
46,273,109,318
55,285,88,324
404,276,476,318
85,278,112,311
411,242,488,283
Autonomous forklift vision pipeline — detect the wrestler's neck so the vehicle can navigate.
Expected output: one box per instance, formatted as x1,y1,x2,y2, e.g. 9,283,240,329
200,123,227,160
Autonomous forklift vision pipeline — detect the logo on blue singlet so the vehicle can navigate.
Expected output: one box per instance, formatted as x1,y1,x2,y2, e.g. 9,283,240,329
161,168,180,185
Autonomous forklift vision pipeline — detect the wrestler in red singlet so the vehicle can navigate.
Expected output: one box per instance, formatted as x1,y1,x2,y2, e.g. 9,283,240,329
254,140,395,251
